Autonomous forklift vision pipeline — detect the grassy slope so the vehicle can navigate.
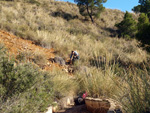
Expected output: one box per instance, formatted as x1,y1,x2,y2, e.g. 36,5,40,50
0,0,150,112
0,0,146,65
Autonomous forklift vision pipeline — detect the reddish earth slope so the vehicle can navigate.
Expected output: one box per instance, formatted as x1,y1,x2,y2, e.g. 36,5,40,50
0,30,58,70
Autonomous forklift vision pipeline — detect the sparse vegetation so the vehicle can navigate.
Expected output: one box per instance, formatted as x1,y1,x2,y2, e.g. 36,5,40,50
0,0,150,113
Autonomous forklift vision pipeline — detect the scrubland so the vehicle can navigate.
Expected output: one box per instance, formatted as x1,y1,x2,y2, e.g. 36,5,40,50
0,0,150,113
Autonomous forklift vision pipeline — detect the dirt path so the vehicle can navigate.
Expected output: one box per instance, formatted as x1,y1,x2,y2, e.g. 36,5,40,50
57,105,90,113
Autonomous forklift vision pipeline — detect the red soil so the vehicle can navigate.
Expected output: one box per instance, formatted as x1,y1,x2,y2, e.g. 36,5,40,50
0,30,59,70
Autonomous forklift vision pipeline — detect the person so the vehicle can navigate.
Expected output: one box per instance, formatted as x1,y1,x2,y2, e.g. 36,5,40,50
70,51,79,64
74,91,87,105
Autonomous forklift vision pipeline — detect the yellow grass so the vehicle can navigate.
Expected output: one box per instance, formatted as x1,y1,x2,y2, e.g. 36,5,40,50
0,1,150,112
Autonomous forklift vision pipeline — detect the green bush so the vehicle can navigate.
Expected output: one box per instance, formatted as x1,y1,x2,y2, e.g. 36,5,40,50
0,45,49,110
115,11,137,39
0,44,78,112
136,13,150,49
0,47,38,101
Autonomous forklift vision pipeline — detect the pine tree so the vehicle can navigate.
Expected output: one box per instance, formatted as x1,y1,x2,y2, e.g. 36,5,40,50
137,13,149,31
74,0,107,23
132,0,150,19
136,13,150,45
115,11,137,39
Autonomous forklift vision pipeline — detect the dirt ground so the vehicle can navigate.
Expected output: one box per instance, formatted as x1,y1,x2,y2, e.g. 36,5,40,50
57,105,91,113
0,30,61,71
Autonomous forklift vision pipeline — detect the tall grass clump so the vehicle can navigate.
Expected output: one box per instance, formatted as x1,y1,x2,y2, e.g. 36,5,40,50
116,66,150,113
50,68,79,98
32,49,47,66
76,65,120,98
76,60,150,113
76,48,150,112
88,38,147,70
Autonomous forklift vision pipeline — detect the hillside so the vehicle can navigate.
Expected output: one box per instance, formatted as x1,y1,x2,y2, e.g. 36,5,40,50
0,0,143,64
0,30,57,71
0,0,150,113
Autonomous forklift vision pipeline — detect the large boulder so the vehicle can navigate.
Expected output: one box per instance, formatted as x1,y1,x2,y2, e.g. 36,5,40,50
50,57,66,66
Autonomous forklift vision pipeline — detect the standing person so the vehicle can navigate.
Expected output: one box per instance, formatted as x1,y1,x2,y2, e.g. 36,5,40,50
70,51,79,64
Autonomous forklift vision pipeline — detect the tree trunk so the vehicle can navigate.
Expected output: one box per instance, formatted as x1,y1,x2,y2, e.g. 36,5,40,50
86,4,94,23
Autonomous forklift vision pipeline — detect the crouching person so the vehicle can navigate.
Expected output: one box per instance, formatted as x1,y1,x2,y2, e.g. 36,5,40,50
70,50,79,64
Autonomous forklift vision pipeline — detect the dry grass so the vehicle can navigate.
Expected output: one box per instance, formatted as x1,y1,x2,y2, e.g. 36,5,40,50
76,62,150,112
76,66,121,98
0,1,144,66
0,0,150,112
32,49,47,66
114,66,150,113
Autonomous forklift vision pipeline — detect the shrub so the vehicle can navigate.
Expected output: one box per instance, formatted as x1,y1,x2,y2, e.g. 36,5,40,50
0,51,38,101
115,11,137,39
136,13,150,49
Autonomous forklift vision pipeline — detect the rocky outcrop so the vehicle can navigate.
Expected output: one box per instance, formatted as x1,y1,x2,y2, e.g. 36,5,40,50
50,57,66,66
